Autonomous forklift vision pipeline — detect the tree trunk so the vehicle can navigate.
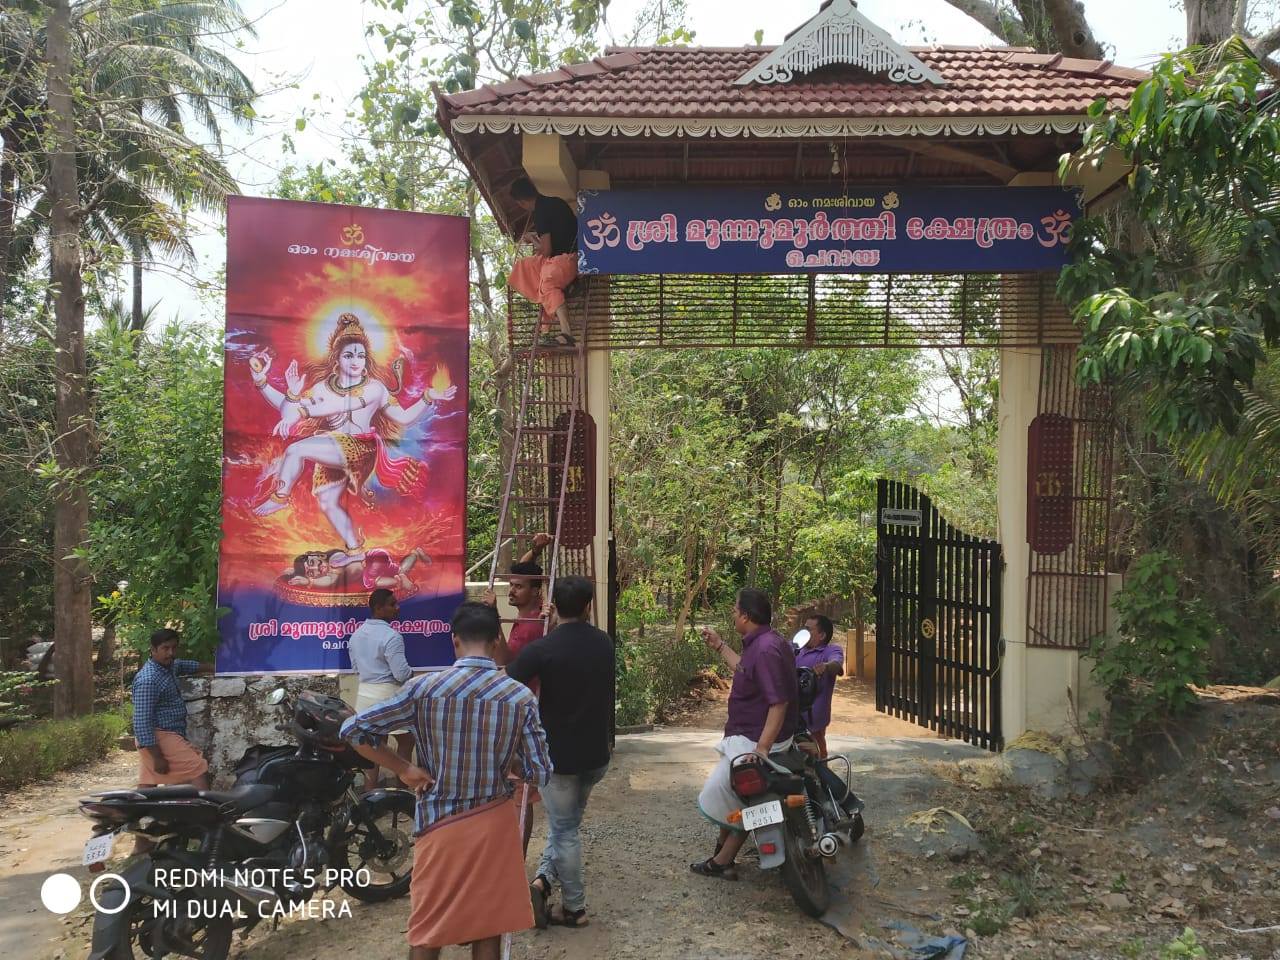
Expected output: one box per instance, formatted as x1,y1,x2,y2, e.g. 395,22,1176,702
130,241,144,332
98,620,117,669
1186,0,1237,46
46,0,94,718
0,128,16,329
671,535,719,649
1038,0,1106,59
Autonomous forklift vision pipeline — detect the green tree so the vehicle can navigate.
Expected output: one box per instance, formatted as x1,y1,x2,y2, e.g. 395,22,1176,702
45,0,94,716
1181,356,1280,607
939,1,1280,62
87,322,224,659
0,300,56,662
2,1,255,312
0,0,255,712
1061,46,1280,678
1063,50,1280,436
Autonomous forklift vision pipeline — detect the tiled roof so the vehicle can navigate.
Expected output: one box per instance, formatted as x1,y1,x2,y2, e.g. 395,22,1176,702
439,46,1145,122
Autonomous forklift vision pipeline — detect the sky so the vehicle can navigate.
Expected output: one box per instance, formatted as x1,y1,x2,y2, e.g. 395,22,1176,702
140,0,1189,323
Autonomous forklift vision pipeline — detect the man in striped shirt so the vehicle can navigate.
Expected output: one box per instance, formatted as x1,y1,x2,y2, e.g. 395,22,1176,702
341,602,551,960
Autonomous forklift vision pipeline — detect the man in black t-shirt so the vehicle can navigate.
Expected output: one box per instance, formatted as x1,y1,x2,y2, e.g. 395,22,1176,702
507,575,614,930
508,176,580,348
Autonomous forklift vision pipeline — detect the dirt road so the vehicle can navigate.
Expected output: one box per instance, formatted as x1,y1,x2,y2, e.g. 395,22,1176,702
0,750,137,960
31,728,982,960
21,687,1279,959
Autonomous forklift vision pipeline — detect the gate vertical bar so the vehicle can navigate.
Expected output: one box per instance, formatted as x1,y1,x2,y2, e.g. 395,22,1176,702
875,479,887,714
919,490,937,731
989,543,1000,749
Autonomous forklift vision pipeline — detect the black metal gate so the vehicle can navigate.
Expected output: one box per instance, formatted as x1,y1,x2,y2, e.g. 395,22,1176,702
875,479,1003,750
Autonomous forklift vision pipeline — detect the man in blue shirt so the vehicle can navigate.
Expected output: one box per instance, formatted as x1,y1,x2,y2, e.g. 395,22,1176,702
349,588,416,788
132,629,209,789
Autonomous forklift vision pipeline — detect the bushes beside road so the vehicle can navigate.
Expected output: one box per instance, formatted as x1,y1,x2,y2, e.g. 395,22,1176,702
0,711,127,791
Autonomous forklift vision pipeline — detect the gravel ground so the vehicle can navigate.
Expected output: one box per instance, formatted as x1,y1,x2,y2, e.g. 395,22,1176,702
37,728,982,960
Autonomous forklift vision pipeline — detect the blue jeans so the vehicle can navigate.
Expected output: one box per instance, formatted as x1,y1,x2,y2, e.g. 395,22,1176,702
536,764,608,912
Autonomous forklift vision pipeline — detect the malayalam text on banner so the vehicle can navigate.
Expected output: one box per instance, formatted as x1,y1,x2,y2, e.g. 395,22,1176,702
216,197,470,674
577,186,1081,275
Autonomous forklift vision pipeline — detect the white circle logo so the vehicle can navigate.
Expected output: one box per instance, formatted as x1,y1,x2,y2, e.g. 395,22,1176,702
89,873,131,915
40,873,82,914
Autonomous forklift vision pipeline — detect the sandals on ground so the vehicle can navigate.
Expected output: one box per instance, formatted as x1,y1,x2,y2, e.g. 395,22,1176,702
550,906,589,928
530,876,551,930
689,857,739,881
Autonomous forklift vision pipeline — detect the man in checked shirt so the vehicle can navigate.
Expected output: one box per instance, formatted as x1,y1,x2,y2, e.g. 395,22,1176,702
341,601,552,960
132,628,210,790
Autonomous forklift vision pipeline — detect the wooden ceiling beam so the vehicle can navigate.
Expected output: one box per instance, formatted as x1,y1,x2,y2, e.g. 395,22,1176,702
896,141,1018,182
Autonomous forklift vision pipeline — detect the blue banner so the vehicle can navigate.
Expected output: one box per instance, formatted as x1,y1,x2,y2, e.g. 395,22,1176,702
577,186,1081,275
214,588,463,674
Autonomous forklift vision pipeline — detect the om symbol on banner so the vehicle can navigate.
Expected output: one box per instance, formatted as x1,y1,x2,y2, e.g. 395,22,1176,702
583,212,621,251
1036,209,1072,249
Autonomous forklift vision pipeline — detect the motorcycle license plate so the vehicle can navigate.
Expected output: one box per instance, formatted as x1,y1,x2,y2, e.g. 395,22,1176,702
82,831,117,866
741,799,784,831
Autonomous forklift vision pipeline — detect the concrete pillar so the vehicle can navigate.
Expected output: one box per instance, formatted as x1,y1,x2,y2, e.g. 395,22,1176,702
586,344,611,631
996,343,1038,742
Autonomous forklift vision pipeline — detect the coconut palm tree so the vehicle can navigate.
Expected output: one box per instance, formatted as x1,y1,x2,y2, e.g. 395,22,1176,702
1,1,256,325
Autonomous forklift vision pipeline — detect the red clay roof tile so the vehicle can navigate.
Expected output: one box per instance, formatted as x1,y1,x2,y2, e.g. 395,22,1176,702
440,46,1144,122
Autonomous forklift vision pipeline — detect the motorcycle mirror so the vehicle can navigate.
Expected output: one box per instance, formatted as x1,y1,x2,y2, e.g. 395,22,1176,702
792,628,810,648
267,688,287,706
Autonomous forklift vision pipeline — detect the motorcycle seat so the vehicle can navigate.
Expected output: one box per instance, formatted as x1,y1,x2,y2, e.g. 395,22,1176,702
120,785,201,799
112,783,275,812
772,748,810,774
199,784,276,812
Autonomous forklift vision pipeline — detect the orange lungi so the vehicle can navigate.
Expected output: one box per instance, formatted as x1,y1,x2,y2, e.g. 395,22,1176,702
137,731,209,785
408,798,533,948
508,252,577,325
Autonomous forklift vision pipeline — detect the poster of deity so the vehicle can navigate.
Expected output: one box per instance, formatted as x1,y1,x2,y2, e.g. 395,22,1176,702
216,197,469,674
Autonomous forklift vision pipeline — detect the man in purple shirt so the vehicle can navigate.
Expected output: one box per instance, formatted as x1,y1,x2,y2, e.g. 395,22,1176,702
691,588,798,881
794,613,844,758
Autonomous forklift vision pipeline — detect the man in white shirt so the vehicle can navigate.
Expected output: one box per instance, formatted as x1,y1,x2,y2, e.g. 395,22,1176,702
349,588,415,787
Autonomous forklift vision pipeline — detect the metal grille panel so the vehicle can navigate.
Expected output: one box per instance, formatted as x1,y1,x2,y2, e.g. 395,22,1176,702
511,272,1077,350
1026,345,1114,649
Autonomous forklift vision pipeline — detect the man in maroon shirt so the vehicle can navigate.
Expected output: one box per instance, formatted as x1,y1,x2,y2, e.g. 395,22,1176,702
498,559,546,667
482,532,551,668
691,588,799,880
483,532,552,854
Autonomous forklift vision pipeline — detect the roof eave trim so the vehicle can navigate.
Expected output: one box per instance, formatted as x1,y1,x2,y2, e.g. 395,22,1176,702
447,114,1093,139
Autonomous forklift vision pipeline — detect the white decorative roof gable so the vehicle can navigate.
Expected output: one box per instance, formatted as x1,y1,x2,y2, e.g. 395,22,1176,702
735,0,946,86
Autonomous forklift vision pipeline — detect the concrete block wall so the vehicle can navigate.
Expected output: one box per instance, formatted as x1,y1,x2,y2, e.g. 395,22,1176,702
182,674,340,788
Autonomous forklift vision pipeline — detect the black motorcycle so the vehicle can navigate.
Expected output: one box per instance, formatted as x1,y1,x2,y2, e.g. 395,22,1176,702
79,688,416,960
726,667,864,917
